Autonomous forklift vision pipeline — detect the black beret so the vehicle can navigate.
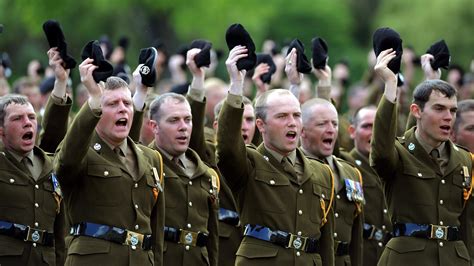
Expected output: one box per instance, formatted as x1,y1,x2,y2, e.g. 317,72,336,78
190,39,212,68
287,39,312,74
176,45,189,70
225,23,257,71
311,37,328,69
256,53,276,84
81,40,114,83
426,39,450,70
113,64,130,84
39,76,55,95
118,36,130,51
42,20,77,69
372,27,403,74
170,82,190,95
138,47,158,87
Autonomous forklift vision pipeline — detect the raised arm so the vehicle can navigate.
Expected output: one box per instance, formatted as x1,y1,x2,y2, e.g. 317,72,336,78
370,49,399,179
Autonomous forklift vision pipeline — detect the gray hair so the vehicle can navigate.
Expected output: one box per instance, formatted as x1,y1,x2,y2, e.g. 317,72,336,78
301,98,337,125
149,92,188,122
454,99,474,133
0,94,30,126
255,89,295,121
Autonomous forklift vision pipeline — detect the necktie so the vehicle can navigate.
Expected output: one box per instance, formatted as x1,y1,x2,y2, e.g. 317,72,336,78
115,148,130,172
282,157,297,179
430,148,440,165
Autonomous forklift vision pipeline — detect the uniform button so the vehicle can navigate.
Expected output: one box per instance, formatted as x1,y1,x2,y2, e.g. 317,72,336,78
189,181,193,185
134,183,138,188
9,178,14,183
187,223,192,229
135,225,139,230
299,189,303,194
134,204,139,209
462,182,466,187
296,251,301,257
34,222,39,227
185,245,190,251
297,231,302,236
209,189,213,194
34,203,39,208
439,200,443,205
439,221,444,226
334,232,338,238
298,210,303,215
336,195,341,200
441,179,445,184
163,173,166,177
32,243,37,247
439,242,443,247
335,213,339,218
417,173,422,177
383,209,388,214
382,225,386,230
189,202,193,207
35,184,39,189
104,171,109,176
321,194,325,199
269,180,275,185
378,242,383,247
131,245,137,250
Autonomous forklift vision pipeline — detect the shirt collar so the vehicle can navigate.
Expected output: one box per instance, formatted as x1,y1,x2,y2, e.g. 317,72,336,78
264,144,297,166
414,128,446,155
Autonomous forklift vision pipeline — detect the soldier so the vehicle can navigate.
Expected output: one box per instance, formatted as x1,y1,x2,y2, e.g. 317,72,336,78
371,48,473,266
451,99,474,153
345,105,392,265
147,90,219,266
54,58,165,265
216,45,335,266
185,47,247,266
0,47,72,265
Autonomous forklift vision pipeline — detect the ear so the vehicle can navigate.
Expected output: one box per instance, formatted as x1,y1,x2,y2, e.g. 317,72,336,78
410,103,422,120
212,120,218,132
348,125,356,139
256,118,265,134
149,120,158,135
301,127,307,138
450,129,457,142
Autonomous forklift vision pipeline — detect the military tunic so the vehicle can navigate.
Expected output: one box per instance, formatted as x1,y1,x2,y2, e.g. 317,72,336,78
187,95,242,266
54,103,165,266
371,96,473,266
216,98,335,266
341,149,392,266
0,96,71,266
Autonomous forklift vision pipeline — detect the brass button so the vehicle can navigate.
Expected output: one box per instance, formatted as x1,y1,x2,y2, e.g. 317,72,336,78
298,210,303,215
134,183,138,188
34,203,39,208
104,171,109,176
335,213,339,218
9,178,14,183
269,180,275,185
35,184,39,189
135,224,139,230
296,251,301,256
187,223,192,229
185,245,190,251
298,189,303,194
188,202,193,207
34,222,39,227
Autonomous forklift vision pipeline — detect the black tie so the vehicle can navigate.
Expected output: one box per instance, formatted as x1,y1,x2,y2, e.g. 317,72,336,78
282,157,297,179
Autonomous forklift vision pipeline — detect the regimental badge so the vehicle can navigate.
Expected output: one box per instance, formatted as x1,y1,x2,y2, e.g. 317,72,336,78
51,173,63,198
93,143,101,151
184,232,193,244
152,167,163,192
344,178,365,204
408,143,415,151
31,230,40,242
140,65,150,75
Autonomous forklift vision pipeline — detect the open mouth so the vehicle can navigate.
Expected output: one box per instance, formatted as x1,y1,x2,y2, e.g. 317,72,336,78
115,118,128,127
322,137,334,148
22,132,33,140
286,131,297,140
440,125,451,133
242,134,248,141
176,135,188,143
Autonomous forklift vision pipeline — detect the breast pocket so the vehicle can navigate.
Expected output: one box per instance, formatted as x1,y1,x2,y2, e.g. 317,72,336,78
450,171,466,213
85,164,125,206
252,172,290,214
0,172,29,209
42,177,58,217
310,183,329,224
400,167,436,206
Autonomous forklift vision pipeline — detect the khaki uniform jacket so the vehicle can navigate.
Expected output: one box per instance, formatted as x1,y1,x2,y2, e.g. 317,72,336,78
0,96,70,266
341,149,392,266
371,96,473,266
149,141,219,266
54,103,165,266
216,99,335,266
188,96,242,266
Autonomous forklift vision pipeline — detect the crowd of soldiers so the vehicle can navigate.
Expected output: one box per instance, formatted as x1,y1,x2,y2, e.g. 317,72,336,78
0,20,473,266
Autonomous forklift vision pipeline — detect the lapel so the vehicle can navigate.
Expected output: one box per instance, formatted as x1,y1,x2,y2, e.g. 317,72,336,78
349,149,376,176
443,141,461,176
90,133,129,174
35,147,53,181
128,138,146,181
402,127,442,175
188,148,207,180
3,150,31,179
296,148,314,184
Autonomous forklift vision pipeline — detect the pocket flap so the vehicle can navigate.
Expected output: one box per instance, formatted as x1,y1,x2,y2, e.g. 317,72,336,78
218,222,234,238
236,242,278,259
68,237,111,255
386,238,426,253
87,164,122,178
454,241,470,261
255,171,290,186
402,166,435,179
0,238,24,256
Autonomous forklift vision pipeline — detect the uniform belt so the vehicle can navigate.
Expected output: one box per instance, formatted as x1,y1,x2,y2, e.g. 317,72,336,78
334,240,350,256
70,222,152,250
393,223,460,241
363,223,392,243
164,226,208,247
243,224,320,253
218,208,240,227
0,220,54,246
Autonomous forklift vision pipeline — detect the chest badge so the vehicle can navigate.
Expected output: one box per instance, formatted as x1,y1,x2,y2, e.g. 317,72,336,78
93,143,101,151
408,143,415,151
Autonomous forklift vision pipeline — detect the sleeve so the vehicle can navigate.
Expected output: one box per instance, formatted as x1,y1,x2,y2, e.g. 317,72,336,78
38,95,72,153
187,95,213,163
54,202,67,266
216,95,251,192
129,108,145,143
370,95,400,180
320,206,335,266
207,193,219,266
152,181,165,266
350,210,364,266
54,103,100,186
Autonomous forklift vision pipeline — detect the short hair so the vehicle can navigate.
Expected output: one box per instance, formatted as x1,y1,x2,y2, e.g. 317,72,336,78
454,99,474,132
301,98,336,125
352,105,377,126
255,89,295,121
413,79,457,110
0,94,30,126
104,76,129,91
149,92,187,122
214,96,252,120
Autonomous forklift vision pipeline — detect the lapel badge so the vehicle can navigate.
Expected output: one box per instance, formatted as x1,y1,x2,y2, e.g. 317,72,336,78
93,143,102,151
263,155,269,161
408,143,415,151
355,160,362,166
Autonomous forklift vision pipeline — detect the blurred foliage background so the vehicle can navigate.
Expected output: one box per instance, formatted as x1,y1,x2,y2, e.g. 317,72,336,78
0,0,473,84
